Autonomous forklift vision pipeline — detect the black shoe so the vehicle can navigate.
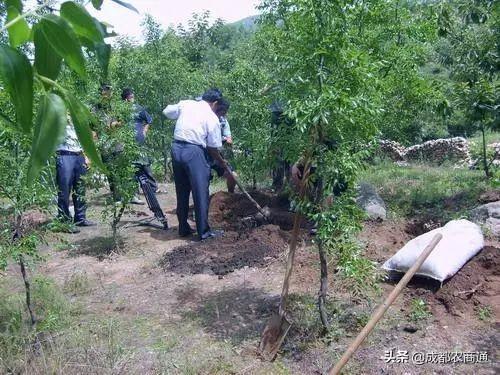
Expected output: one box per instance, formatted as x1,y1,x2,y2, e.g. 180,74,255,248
179,226,195,237
75,219,97,227
200,229,224,241
66,226,81,234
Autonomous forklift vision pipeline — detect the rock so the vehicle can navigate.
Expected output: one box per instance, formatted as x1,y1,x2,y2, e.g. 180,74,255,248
479,190,500,204
485,218,500,237
378,137,472,166
470,201,500,238
357,182,387,221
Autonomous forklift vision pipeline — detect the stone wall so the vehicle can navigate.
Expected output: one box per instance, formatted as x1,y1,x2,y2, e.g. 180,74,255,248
378,137,472,165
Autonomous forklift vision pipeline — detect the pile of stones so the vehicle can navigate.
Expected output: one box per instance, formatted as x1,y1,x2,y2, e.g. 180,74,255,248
378,137,472,166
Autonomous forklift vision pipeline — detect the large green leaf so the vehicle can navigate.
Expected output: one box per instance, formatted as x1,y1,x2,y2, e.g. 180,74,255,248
28,93,67,184
0,45,33,133
6,0,22,12
111,0,139,13
33,24,62,81
66,94,104,169
6,6,31,47
60,2,105,43
91,0,104,10
38,15,86,78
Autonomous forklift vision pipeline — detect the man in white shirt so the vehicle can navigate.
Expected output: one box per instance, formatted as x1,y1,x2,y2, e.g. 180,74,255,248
163,89,229,240
56,120,96,230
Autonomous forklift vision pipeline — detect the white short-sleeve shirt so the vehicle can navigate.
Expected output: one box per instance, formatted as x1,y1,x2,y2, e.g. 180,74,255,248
163,100,222,148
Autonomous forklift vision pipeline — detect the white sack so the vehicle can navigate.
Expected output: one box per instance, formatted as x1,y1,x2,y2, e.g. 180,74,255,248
382,219,484,282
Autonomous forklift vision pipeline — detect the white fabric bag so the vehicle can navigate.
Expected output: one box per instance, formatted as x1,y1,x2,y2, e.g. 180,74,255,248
382,219,484,282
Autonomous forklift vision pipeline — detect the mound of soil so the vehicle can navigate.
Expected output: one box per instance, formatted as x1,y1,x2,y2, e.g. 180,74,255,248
433,246,499,316
161,225,289,276
209,190,306,231
406,246,499,317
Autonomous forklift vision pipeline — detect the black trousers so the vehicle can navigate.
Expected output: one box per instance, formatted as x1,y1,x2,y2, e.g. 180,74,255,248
56,153,87,222
171,141,211,239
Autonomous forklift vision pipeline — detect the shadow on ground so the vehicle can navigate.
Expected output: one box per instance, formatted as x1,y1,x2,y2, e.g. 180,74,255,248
176,284,279,345
69,236,123,260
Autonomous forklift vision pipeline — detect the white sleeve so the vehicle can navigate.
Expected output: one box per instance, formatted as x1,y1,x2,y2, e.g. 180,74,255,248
206,116,222,148
163,104,180,120
221,117,232,138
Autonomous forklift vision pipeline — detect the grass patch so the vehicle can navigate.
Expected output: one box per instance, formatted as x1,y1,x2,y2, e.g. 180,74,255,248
360,163,493,221
0,275,74,372
408,298,432,322
476,305,493,322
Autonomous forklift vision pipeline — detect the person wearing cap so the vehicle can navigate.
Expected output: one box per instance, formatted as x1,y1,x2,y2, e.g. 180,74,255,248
55,118,96,231
163,89,229,240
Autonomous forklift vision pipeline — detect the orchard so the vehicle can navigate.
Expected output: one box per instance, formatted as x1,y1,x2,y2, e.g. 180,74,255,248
0,1,498,374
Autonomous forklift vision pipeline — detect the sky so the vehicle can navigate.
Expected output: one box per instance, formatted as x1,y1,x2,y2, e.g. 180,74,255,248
86,0,260,41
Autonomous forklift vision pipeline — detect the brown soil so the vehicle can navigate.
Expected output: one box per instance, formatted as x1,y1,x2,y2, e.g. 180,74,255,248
4,184,498,374
208,190,307,231
406,246,500,318
161,224,290,275
361,220,499,319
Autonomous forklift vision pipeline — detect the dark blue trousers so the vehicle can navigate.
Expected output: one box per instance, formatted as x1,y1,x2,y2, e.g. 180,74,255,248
56,153,87,222
171,141,211,239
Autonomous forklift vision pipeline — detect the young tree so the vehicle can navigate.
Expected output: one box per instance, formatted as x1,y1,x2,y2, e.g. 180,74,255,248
258,0,385,331
437,0,499,178
0,0,136,330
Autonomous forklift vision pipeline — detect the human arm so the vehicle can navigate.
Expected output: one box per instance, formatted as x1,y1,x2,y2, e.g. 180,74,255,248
163,103,180,120
220,117,233,144
140,108,153,135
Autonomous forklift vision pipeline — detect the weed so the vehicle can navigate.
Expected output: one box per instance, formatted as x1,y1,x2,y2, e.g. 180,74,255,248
63,270,92,296
408,298,431,322
477,305,493,321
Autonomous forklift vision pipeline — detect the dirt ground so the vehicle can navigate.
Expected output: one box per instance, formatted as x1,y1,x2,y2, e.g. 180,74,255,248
4,183,499,374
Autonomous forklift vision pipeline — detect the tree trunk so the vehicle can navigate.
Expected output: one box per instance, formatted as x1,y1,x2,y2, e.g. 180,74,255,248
318,241,329,334
112,203,126,250
13,215,37,328
19,256,37,327
481,125,491,178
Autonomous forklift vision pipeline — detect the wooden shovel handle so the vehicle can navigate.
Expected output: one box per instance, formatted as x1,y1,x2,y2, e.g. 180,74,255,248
278,162,312,315
224,164,268,217
328,233,443,375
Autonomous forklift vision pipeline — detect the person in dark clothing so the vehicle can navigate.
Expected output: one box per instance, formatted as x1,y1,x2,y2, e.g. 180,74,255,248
269,101,292,192
209,98,237,193
121,88,168,228
56,120,96,230
163,89,229,241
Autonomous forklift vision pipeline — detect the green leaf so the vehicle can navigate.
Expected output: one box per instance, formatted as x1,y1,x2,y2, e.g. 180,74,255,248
38,14,87,78
91,0,104,10
33,24,62,81
28,93,67,184
6,0,22,12
66,94,104,170
111,0,139,13
6,6,31,47
94,42,111,78
0,45,33,133
60,2,105,43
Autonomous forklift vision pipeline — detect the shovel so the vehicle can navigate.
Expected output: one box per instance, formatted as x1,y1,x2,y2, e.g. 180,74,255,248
258,162,312,361
224,165,271,220
258,209,302,360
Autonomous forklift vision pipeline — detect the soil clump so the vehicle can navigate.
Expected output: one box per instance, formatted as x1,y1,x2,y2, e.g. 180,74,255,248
161,224,289,275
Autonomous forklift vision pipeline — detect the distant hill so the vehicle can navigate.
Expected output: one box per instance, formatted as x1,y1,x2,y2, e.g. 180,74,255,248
230,15,260,31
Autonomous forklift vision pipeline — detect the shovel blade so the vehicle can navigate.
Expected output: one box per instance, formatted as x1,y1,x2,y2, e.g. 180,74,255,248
258,312,292,361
